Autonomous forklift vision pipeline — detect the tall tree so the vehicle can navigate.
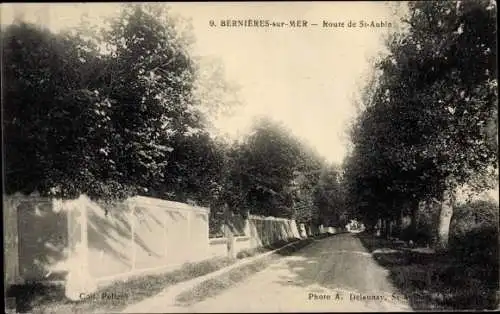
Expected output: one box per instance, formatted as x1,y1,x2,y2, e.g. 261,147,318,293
226,117,304,218
345,0,497,248
2,22,126,199
314,164,344,227
96,4,199,194
2,4,236,203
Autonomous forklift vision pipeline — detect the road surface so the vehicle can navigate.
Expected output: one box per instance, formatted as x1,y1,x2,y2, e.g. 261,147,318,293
171,233,412,312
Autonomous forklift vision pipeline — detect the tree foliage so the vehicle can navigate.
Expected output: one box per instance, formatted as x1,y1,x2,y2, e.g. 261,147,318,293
218,117,344,225
2,22,127,198
3,4,346,228
314,164,345,226
2,4,224,202
222,117,304,218
345,0,497,226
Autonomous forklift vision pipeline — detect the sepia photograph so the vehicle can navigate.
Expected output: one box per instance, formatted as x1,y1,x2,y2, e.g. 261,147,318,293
2,1,498,313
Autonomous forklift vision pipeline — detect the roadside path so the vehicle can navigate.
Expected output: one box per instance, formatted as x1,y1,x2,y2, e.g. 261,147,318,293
124,233,412,312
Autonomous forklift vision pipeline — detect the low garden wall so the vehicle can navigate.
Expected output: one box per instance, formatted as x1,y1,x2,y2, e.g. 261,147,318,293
4,194,210,286
4,193,328,296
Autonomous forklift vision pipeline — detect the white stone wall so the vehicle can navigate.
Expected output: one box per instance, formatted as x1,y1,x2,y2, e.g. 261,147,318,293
6,193,310,292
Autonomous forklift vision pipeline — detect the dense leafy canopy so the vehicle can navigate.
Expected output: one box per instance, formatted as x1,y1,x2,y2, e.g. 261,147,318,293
344,1,497,228
218,117,343,222
3,4,344,228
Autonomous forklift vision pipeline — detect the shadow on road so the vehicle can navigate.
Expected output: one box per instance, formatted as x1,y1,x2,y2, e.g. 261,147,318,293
271,233,401,296
267,232,498,311
6,283,67,313
173,234,337,308
356,232,499,311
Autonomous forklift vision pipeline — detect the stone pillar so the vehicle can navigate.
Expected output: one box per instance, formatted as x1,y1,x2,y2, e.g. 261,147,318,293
4,195,22,289
223,205,235,258
65,196,96,301
129,199,137,270
299,223,307,238
243,217,251,237
290,219,300,239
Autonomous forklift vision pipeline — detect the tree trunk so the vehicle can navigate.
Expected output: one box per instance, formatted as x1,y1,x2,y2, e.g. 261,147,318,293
383,218,391,238
375,218,382,237
399,205,405,238
407,199,419,241
436,188,454,251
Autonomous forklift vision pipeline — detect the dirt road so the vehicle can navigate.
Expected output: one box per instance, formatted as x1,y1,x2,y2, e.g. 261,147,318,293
171,233,412,312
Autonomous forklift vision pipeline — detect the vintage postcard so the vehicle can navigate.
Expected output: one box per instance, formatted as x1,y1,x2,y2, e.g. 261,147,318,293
2,1,499,313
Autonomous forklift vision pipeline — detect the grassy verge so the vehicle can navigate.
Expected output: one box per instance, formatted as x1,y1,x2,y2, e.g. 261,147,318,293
236,239,295,259
357,233,499,310
6,256,236,314
174,236,321,306
7,237,321,314
235,233,336,259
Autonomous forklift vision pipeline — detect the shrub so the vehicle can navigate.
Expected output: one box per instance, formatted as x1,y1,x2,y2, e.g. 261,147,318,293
236,249,257,259
413,224,434,246
449,200,499,266
414,200,442,246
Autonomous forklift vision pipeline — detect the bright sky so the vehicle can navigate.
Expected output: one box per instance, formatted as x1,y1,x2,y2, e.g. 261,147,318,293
2,2,403,164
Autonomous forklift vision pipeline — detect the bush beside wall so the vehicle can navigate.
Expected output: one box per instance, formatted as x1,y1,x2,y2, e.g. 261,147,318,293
449,200,499,265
